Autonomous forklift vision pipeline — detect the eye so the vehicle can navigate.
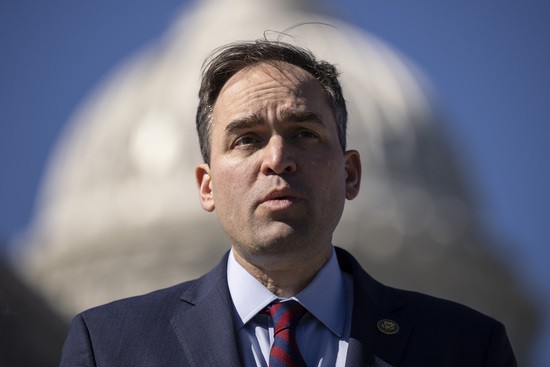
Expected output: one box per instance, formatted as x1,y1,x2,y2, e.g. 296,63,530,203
234,135,260,147
295,129,319,139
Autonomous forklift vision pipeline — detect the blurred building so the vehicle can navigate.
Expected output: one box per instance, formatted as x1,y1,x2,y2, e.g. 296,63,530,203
14,0,538,365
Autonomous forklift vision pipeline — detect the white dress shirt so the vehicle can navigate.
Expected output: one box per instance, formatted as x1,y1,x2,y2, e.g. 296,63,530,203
227,247,353,367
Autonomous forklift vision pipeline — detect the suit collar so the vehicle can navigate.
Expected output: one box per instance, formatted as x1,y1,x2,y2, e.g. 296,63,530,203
170,248,413,367
336,247,413,367
171,253,242,366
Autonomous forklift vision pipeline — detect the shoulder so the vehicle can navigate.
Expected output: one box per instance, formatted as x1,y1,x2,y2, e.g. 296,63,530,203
336,247,516,365
340,246,503,331
60,259,230,366
389,286,501,333
60,280,201,366
72,278,198,339
390,287,515,365
78,251,229,324
337,246,496,323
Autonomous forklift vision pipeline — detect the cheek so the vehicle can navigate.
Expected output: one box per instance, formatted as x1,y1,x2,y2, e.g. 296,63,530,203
316,157,348,197
211,160,256,205
306,152,345,177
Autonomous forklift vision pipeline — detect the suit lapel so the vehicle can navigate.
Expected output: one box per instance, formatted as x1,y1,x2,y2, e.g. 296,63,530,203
171,254,242,366
336,248,413,367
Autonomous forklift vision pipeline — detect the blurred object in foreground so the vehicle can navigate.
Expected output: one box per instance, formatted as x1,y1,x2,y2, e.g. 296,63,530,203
1,244,67,367
13,0,539,365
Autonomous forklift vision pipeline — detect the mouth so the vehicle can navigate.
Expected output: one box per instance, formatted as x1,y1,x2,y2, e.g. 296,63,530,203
260,188,303,210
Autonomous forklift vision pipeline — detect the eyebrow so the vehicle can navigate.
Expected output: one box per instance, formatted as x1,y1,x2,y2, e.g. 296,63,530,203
224,115,264,135
280,110,325,126
224,110,325,135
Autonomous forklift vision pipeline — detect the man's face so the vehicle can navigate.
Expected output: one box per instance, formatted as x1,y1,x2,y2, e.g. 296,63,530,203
196,62,361,265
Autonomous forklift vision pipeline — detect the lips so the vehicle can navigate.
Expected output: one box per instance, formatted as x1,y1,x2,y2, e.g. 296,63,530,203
262,188,302,202
259,187,303,210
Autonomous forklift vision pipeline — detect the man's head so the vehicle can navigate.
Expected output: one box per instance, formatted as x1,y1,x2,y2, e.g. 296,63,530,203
194,40,361,272
196,40,347,164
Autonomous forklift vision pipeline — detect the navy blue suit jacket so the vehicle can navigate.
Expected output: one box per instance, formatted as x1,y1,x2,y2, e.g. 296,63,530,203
60,247,516,366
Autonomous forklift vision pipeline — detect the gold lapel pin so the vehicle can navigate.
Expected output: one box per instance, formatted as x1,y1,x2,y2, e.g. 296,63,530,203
377,319,399,335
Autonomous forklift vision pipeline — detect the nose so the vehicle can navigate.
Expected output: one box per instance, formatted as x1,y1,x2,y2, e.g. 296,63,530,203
260,136,297,175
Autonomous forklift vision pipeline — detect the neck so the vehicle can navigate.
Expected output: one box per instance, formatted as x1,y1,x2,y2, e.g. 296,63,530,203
232,245,332,297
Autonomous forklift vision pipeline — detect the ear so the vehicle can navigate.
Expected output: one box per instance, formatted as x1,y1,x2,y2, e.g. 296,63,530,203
195,163,215,212
343,150,361,200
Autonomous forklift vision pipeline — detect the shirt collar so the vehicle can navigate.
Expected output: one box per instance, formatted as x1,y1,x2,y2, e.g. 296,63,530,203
227,249,278,328
227,246,346,337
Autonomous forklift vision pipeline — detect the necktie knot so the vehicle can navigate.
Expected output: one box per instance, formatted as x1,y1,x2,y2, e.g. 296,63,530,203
265,300,308,367
267,300,307,334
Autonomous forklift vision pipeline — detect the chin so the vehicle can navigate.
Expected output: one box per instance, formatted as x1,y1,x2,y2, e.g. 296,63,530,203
255,231,325,257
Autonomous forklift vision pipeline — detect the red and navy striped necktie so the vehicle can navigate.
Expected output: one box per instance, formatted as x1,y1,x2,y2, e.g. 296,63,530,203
266,300,308,367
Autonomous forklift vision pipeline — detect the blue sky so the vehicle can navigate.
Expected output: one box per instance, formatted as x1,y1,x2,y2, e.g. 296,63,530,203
1,0,549,364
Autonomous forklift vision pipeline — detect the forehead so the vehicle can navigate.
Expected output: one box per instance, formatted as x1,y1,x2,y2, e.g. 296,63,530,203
222,61,315,90
214,62,327,113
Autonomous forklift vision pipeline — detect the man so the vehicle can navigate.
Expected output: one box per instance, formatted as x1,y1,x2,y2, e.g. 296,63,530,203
60,40,516,366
